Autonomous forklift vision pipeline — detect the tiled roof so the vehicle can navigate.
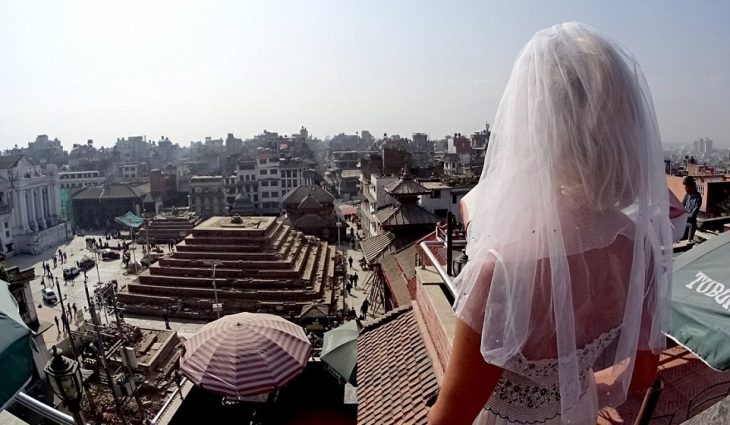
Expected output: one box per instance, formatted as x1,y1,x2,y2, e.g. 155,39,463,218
379,203,439,227
384,175,430,196
357,306,438,425
394,243,418,283
360,232,396,264
0,155,22,169
372,205,399,223
292,213,328,228
379,254,413,307
72,184,150,201
299,303,329,318
282,185,335,206
298,195,323,210
71,186,104,200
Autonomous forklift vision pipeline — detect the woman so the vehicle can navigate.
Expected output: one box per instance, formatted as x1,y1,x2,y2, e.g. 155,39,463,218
428,23,671,425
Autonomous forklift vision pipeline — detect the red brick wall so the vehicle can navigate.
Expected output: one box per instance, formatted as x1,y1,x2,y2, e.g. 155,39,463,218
415,281,451,372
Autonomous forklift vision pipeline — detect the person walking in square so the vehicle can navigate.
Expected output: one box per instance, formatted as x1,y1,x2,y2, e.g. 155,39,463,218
348,256,353,269
360,299,370,320
345,281,352,295
54,316,60,333
163,310,171,330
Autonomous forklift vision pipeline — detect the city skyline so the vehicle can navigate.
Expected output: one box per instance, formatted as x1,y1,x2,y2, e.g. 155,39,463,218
1,1,729,151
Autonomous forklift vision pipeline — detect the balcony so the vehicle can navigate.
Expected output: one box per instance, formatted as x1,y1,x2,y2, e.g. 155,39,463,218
411,235,730,424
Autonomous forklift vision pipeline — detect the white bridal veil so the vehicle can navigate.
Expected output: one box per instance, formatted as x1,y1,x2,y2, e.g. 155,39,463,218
454,22,671,423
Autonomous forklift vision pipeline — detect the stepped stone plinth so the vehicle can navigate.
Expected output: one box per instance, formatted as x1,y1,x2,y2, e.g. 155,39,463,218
141,213,201,245
117,216,339,320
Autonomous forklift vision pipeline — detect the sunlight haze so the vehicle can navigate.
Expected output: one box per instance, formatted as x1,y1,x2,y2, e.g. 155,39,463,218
1,0,728,149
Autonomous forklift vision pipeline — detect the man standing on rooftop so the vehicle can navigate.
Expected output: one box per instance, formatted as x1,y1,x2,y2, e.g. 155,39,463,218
683,176,702,241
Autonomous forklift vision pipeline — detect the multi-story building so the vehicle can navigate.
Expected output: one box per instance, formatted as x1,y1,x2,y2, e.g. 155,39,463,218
11,135,69,167
418,181,472,223
114,136,150,163
360,174,398,238
188,176,225,219
0,155,70,255
58,170,106,189
117,163,142,180
232,152,306,215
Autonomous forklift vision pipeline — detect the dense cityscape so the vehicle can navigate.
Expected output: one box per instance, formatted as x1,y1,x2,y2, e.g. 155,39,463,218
0,128,728,424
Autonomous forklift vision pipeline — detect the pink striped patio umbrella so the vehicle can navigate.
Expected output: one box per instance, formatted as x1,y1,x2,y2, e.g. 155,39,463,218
180,312,312,398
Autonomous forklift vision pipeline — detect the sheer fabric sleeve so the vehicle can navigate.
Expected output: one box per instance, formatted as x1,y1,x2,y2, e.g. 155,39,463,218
455,250,498,335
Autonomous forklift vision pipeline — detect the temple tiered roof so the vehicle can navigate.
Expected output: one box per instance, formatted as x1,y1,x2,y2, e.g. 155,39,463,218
118,216,337,319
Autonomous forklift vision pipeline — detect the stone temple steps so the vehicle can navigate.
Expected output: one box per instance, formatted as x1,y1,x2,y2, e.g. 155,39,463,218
117,216,335,319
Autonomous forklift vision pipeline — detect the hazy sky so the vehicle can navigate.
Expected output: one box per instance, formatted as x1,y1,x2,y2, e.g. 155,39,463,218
1,1,729,150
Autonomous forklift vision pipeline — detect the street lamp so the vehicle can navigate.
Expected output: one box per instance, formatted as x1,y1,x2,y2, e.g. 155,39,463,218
44,346,85,425
203,260,224,318
336,221,342,248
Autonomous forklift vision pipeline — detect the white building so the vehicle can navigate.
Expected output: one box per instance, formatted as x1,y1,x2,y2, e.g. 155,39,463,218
58,170,106,189
418,181,472,223
0,155,70,255
233,153,306,215
360,174,398,237
117,163,141,180
188,176,225,218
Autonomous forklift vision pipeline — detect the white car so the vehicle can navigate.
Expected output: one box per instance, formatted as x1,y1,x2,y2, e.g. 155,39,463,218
63,266,80,279
42,288,58,305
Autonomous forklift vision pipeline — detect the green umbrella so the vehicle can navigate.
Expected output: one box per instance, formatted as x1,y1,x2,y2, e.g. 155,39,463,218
669,232,730,371
321,321,358,385
0,281,34,409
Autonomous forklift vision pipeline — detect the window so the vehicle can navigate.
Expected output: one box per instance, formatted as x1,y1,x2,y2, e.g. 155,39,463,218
254,194,258,201
271,169,278,174
259,159,266,165
262,192,269,198
282,190,287,196
4,222,7,228
260,170,267,175
261,181,269,187
430,190,441,199
285,170,291,177
271,181,278,186
5,231,9,238
293,170,297,177
452,194,458,204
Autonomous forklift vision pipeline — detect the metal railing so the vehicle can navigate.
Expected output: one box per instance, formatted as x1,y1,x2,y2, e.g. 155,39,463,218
149,378,188,425
15,392,76,425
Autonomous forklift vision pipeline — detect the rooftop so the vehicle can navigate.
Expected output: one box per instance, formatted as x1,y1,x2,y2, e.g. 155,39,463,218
357,305,439,425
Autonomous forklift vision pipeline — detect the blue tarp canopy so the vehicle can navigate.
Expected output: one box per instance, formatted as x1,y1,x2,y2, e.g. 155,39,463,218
114,211,145,229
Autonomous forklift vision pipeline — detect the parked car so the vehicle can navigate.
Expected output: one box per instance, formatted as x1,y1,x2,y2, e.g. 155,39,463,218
101,249,120,260
42,288,58,305
78,255,95,271
63,266,80,279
